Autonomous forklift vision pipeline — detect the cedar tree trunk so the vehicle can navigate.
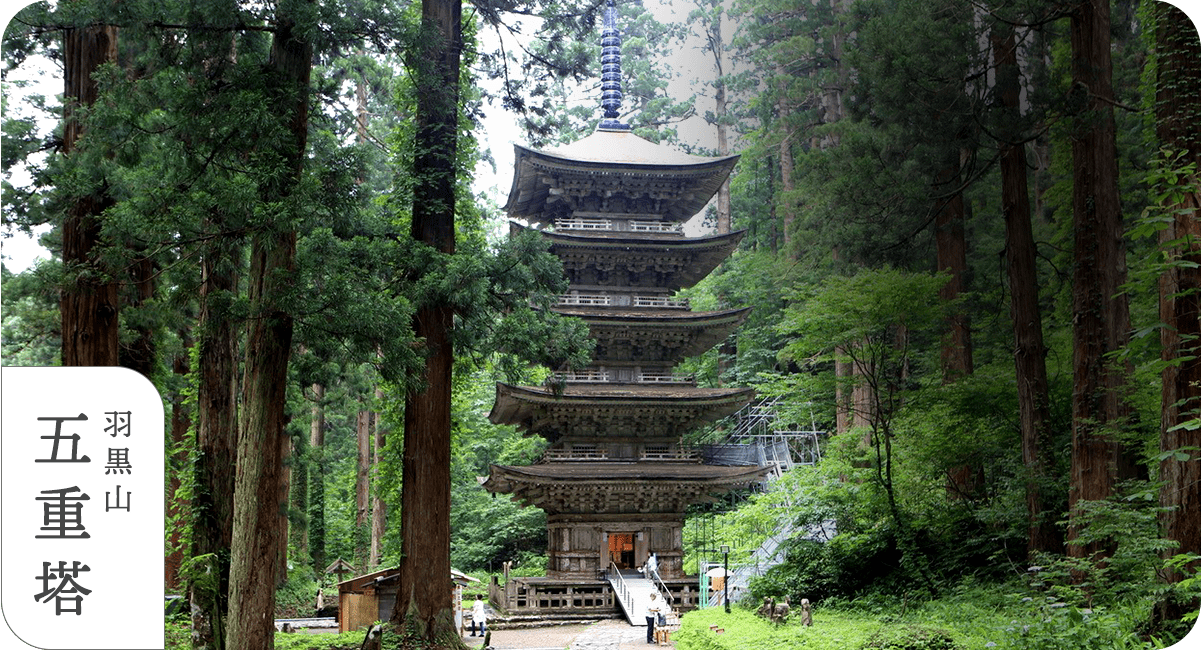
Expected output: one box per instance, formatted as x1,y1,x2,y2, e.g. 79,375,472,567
392,0,461,645
225,8,310,647
1066,0,1140,561
190,245,240,650
1155,2,1201,582
993,25,1060,555
60,24,119,367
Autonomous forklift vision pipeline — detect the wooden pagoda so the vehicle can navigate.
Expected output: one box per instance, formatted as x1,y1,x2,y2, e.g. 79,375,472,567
482,0,763,616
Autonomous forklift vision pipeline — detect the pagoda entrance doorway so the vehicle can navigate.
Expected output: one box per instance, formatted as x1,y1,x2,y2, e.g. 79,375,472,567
608,532,636,569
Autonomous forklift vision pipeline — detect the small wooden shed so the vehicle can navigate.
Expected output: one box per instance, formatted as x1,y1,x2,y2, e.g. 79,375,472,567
337,566,480,633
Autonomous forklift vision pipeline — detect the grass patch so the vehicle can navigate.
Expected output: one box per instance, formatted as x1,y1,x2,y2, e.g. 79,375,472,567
164,618,368,650
676,606,879,650
676,586,1173,650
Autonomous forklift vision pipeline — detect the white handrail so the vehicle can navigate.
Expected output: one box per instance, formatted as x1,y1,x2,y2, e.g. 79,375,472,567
609,561,631,615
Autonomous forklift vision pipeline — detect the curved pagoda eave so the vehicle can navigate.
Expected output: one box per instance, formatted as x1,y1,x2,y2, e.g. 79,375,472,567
515,223,746,291
551,306,752,363
487,382,754,438
482,462,768,514
504,131,739,224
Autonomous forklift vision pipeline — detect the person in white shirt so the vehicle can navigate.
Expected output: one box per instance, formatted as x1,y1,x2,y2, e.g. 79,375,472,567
644,592,663,644
470,596,487,637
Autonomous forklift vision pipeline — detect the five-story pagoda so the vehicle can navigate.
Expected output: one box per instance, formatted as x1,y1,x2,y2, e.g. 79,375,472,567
482,0,763,616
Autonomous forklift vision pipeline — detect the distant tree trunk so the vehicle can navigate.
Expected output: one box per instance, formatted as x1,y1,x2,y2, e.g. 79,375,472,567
355,408,373,569
278,433,292,588
1154,2,1201,587
225,6,310,647
370,387,388,568
290,432,308,569
391,0,460,643
190,244,240,650
60,24,119,367
714,11,731,235
166,328,192,592
991,24,1060,555
835,355,853,434
309,383,326,573
776,63,796,253
1066,0,1140,561
935,166,972,383
937,153,978,498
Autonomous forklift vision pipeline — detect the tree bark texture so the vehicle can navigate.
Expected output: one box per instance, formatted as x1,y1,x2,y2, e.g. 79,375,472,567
278,433,292,587
356,408,373,569
1155,2,1201,579
225,8,310,648
1067,0,1140,560
393,0,461,644
190,247,240,650
992,25,1060,555
371,390,388,568
60,24,120,367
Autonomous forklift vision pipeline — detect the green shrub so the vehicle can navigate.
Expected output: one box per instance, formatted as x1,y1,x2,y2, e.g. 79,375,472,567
861,625,961,650
275,564,319,618
274,630,368,650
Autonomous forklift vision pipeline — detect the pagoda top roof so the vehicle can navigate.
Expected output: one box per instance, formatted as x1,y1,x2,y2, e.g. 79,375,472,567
505,131,738,223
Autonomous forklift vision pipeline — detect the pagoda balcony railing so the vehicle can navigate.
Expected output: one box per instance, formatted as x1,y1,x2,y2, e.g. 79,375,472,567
558,294,612,307
632,295,690,309
630,220,684,234
556,217,613,231
637,372,696,384
558,294,689,309
543,447,610,461
640,447,700,461
552,370,610,383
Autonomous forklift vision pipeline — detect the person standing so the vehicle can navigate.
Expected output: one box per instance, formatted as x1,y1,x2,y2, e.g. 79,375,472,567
646,552,659,583
644,592,663,644
470,595,487,637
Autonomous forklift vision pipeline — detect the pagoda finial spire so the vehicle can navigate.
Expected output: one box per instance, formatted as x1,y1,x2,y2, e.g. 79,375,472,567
599,0,630,131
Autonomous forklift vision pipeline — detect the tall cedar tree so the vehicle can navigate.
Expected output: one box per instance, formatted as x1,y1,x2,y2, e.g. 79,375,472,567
60,23,119,366
225,3,311,648
1066,0,1141,560
1154,2,1201,586
992,22,1059,555
392,0,461,645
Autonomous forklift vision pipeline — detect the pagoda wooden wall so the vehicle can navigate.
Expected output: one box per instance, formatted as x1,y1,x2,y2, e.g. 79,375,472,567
546,514,685,580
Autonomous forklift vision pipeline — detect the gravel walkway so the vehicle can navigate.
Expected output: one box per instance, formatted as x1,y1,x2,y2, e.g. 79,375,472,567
460,619,676,650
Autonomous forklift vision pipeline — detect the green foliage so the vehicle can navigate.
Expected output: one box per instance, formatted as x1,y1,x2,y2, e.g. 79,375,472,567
675,605,879,650
449,365,548,572
276,561,323,618
0,262,60,365
861,625,961,650
273,630,370,650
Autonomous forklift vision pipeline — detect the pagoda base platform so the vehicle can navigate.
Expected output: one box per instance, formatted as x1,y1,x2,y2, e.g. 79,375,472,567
487,575,703,617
